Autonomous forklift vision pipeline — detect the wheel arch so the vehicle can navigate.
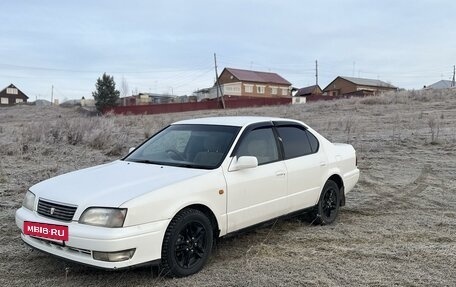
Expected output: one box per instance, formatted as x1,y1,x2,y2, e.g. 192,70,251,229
173,204,220,239
326,174,345,206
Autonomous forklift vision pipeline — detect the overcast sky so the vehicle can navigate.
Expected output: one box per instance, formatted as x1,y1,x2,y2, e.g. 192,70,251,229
1,0,455,101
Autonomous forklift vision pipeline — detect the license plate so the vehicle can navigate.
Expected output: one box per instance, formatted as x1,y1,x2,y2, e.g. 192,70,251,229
23,221,69,241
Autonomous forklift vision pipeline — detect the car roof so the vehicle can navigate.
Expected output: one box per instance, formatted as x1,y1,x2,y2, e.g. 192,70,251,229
172,116,301,127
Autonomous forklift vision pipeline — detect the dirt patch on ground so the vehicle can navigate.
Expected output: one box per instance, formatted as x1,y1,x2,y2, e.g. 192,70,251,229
1,89,455,286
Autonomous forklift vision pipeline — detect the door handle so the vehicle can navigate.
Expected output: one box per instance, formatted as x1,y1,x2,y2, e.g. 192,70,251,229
276,171,286,177
320,162,327,167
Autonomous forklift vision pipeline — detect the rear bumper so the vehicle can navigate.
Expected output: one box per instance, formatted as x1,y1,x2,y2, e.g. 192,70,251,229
15,207,169,269
344,168,360,194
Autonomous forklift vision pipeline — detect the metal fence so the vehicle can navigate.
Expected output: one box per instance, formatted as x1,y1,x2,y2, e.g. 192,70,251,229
104,97,291,115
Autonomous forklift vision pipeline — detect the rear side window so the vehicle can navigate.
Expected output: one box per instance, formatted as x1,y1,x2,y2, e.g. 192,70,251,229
276,126,319,159
305,130,319,153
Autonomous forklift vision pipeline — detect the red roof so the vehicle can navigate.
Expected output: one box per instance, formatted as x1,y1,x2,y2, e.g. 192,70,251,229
295,85,322,97
224,68,291,85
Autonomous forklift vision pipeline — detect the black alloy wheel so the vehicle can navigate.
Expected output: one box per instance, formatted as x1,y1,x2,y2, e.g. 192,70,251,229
314,180,341,225
161,209,213,277
174,221,207,269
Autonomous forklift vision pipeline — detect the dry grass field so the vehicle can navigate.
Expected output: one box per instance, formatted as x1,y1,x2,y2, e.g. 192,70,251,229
1,89,455,286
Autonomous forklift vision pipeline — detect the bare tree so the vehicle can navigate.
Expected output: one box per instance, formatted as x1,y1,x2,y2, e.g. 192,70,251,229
120,76,130,98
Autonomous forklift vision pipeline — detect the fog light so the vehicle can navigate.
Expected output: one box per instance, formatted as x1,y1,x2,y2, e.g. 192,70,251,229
93,249,135,262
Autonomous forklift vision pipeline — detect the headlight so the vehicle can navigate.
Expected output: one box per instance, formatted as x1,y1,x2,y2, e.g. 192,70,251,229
79,208,127,228
22,190,35,211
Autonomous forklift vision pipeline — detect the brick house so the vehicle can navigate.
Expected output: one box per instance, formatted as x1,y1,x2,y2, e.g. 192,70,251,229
217,68,292,98
292,85,322,104
323,76,397,97
0,84,29,106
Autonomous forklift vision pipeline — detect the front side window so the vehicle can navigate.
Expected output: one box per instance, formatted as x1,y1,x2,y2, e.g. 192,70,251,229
236,128,279,165
276,126,319,159
125,124,240,169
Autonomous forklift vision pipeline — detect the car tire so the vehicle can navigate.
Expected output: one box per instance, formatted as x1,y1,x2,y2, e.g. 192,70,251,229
312,180,341,225
161,209,213,277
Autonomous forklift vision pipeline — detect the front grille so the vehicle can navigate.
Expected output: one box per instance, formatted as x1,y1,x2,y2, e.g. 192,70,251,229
37,199,77,222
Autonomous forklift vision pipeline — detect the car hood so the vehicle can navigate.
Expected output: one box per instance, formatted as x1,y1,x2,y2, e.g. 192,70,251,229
30,160,208,208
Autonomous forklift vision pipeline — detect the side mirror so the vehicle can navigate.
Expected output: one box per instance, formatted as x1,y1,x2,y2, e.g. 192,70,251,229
229,156,258,171
128,147,136,153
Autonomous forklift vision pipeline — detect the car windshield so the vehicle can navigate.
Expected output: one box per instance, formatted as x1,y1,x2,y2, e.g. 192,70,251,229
125,124,241,169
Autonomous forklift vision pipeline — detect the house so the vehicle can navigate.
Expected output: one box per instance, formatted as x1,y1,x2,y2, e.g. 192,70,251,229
292,85,322,104
120,93,176,106
425,80,455,90
80,97,95,107
323,76,397,97
217,67,292,98
193,88,216,101
0,84,29,106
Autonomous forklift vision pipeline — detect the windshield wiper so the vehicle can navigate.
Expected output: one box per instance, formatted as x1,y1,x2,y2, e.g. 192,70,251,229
171,163,212,169
128,159,158,164
173,163,198,168
127,159,212,169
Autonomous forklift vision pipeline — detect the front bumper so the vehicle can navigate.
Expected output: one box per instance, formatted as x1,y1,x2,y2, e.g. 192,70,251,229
15,207,170,269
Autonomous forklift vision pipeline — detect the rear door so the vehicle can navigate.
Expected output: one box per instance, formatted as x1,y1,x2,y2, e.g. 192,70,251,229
274,122,325,212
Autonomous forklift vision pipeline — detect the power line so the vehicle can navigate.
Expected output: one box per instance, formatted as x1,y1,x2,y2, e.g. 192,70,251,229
0,62,213,75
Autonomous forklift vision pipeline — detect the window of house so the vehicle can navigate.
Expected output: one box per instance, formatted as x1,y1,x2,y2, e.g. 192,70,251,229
16,98,23,103
6,88,18,95
257,85,265,94
225,86,240,93
244,84,253,93
281,88,288,96
0,97,8,104
271,87,278,95
276,126,319,159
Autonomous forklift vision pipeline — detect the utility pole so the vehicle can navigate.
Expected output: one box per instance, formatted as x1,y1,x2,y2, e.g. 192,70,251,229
315,60,318,86
214,53,226,109
51,85,54,106
452,65,455,87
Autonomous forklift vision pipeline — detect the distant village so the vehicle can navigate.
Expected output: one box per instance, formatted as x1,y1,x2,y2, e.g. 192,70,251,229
1,67,455,111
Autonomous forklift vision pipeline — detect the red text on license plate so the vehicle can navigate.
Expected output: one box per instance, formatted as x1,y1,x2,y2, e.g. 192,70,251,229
24,221,69,241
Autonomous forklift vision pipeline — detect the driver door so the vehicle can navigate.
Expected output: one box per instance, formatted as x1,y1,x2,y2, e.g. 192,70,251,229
224,126,288,232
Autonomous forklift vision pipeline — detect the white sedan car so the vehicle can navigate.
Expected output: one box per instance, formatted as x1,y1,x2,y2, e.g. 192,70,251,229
16,116,359,277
